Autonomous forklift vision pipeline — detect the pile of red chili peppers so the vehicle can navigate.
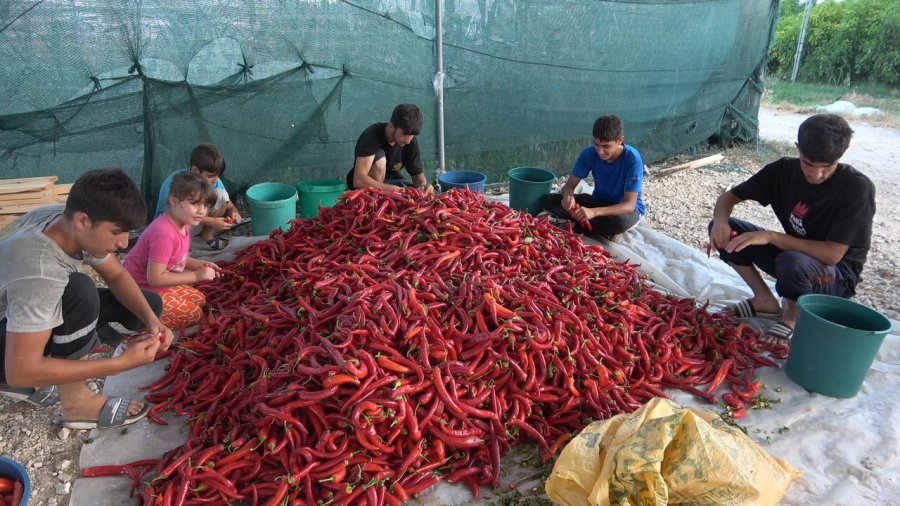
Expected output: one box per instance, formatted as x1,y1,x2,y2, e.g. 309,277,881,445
85,188,779,505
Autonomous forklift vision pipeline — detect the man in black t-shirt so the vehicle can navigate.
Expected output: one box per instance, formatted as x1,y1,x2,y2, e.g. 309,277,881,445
346,103,434,194
709,114,875,345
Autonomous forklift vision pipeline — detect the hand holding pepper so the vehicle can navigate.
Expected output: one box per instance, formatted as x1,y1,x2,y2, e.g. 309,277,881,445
706,222,738,256
571,204,593,232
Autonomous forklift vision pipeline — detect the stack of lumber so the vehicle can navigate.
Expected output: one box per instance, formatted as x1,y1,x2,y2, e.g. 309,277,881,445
0,176,71,228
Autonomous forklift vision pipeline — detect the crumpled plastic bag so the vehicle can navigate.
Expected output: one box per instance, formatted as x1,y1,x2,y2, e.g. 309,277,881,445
546,398,800,506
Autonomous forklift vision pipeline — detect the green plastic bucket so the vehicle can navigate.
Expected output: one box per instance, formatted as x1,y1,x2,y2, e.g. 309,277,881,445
296,179,346,218
785,294,892,398
245,182,298,235
508,167,556,215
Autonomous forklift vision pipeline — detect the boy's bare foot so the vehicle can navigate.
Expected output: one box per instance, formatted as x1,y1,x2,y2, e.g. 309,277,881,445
61,391,145,422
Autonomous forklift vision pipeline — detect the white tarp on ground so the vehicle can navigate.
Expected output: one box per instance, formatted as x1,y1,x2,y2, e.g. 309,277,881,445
71,220,900,505
606,223,900,505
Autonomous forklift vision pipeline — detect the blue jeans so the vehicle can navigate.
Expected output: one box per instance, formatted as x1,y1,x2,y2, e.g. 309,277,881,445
710,218,857,300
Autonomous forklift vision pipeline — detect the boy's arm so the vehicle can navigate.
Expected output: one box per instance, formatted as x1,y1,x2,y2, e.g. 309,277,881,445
728,232,848,266
92,256,174,348
410,173,434,194
199,215,233,231
581,191,638,218
560,176,582,211
224,201,242,223
710,190,742,248
353,155,403,191
3,328,159,387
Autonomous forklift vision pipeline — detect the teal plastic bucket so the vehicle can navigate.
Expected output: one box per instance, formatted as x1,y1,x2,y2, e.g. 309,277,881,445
438,170,487,193
296,179,346,218
785,294,892,398
245,182,298,235
0,456,30,505
508,167,556,215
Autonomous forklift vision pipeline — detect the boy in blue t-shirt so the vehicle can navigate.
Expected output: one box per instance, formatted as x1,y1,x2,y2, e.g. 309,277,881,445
155,144,242,250
543,115,645,238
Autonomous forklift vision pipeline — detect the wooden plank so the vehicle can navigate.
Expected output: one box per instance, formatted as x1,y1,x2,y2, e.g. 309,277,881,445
0,180,54,195
0,186,55,203
0,176,58,185
0,201,54,214
651,154,724,177
54,183,73,196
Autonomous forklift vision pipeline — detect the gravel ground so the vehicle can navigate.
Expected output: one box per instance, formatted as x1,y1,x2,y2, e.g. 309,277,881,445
2,109,897,505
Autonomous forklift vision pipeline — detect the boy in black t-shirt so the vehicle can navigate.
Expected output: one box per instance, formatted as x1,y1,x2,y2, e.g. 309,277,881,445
346,103,434,194
709,114,875,345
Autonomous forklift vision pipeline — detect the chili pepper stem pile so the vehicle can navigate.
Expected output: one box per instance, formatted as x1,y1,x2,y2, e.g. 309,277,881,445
84,187,781,505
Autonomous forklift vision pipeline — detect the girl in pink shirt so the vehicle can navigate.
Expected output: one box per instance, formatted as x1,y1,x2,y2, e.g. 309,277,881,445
124,172,220,330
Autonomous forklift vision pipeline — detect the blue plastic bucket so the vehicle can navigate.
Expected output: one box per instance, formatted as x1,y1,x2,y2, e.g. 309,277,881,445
0,456,30,505
508,167,556,215
785,294,892,398
438,171,487,193
245,182,298,235
296,179,346,218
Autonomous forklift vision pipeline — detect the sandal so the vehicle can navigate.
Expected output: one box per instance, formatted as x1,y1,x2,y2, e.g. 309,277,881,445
0,384,60,407
62,396,150,430
725,299,783,320
760,321,794,346
205,235,230,251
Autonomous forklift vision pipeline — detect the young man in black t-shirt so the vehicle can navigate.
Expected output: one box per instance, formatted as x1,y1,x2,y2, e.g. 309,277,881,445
709,114,875,345
346,103,434,194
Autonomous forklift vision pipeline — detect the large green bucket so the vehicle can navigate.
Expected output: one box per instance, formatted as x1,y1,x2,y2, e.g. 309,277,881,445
508,167,555,215
785,294,892,398
245,182,298,235
296,179,346,219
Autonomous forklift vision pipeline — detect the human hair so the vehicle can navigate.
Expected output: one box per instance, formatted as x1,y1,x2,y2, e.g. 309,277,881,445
168,171,217,209
189,143,226,176
64,168,146,230
390,104,423,135
797,114,853,164
592,115,624,142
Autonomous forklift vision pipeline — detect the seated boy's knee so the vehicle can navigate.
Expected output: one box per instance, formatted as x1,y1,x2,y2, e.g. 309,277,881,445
145,290,163,317
209,188,229,216
774,251,820,296
775,251,816,273
543,193,562,209
62,273,100,315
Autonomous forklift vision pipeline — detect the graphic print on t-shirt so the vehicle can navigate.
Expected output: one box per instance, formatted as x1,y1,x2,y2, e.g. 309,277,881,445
789,201,809,236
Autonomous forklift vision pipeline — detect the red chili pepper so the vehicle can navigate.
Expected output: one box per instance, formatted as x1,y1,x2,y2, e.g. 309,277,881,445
123,187,776,503
11,479,25,506
705,358,734,395
572,203,593,232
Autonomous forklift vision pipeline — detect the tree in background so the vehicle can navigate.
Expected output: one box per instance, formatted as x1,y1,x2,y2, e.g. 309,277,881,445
768,0,899,85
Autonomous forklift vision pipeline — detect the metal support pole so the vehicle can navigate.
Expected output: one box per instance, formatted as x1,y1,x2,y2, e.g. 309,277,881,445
791,0,813,82
434,0,446,186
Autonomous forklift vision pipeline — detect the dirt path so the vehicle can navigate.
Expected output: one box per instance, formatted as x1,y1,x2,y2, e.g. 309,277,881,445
758,107,900,183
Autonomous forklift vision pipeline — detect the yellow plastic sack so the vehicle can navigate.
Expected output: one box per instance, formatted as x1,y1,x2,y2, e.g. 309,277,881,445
546,398,800,506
